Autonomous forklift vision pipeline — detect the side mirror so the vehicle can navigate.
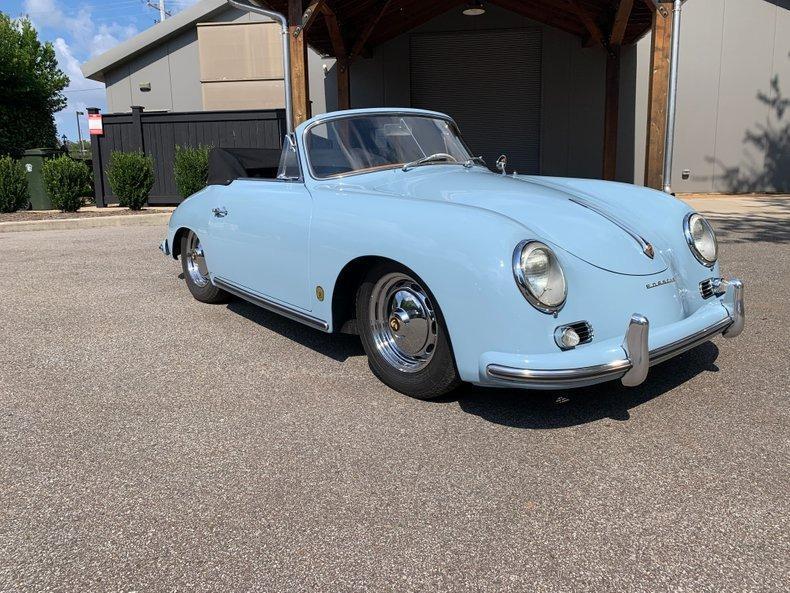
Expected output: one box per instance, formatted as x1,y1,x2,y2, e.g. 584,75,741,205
496,154,507,175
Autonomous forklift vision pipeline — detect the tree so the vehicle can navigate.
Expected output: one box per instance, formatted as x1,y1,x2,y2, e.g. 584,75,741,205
0,14,69,157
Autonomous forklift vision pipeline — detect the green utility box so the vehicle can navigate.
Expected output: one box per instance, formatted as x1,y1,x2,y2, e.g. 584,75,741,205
21,148,61,210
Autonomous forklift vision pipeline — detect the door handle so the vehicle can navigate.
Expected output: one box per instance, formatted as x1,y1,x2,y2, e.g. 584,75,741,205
212,207,227,218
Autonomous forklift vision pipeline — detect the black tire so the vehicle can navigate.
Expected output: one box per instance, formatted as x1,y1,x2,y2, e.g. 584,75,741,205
180,230,229,304
356,262,461,400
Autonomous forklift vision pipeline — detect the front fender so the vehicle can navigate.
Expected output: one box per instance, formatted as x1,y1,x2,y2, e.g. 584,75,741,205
165,188,217,259
307,188,562,382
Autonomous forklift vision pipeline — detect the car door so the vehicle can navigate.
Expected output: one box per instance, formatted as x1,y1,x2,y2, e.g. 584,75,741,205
207,142,313,311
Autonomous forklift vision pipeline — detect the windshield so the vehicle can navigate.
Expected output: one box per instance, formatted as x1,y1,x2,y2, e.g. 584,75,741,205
305,114,474,178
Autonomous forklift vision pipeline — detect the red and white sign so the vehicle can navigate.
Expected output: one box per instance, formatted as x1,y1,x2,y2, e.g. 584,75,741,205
88,113,103,135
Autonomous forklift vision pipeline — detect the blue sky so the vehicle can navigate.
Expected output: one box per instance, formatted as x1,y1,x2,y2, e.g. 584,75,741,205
4,0,199,140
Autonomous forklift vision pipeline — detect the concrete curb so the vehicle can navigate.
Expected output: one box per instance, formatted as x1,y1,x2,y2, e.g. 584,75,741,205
0,212,170,233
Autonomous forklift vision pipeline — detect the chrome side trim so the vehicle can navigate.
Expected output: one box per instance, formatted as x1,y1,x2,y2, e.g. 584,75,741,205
723,278,744,338
485,313,735,389
213,277,329,332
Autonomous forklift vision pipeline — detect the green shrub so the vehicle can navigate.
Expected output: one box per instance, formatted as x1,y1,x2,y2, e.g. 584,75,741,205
174,145,211,198
0,156,29,212
41,155,91,212
106,151,154,210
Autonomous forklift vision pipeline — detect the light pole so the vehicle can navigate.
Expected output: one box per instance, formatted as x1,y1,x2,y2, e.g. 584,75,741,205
75,111,85,157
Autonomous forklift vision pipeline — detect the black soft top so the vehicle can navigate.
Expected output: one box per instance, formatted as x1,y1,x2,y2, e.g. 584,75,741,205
207,147,282,185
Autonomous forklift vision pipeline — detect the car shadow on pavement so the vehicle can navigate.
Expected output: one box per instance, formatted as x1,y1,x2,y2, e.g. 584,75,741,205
449,342,720,429
226,298,364,362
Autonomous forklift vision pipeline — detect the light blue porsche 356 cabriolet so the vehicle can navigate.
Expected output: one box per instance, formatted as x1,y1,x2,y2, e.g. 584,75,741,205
160,107,744,399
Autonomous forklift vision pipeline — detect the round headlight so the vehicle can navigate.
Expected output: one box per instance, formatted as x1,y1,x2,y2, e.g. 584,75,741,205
513,241,567,313
684,212,718,266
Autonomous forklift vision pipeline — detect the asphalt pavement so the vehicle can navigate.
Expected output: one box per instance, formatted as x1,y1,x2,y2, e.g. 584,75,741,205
1,197,788,592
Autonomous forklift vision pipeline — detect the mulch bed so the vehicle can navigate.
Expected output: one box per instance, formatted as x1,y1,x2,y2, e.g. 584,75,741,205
0,209,165,223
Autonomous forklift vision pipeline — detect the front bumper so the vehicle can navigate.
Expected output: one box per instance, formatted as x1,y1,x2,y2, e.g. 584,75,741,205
483,278,744,390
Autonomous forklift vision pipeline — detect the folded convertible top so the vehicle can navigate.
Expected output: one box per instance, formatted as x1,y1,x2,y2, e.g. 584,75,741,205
207,147,282,185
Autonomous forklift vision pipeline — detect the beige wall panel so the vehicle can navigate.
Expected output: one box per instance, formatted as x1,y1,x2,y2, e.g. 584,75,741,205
202,80,285,110
198,22,283,82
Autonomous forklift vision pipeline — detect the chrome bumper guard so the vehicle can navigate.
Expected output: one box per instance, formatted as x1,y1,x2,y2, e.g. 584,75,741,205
486,277,744,389
159,238,170,256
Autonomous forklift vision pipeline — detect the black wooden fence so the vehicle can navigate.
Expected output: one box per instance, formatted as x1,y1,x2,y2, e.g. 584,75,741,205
88,106,286,206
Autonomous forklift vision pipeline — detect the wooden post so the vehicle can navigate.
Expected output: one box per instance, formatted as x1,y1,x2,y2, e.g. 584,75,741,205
87,107,106,208
602,47,620,180
319,3,350,110
644,2,673,189
289,0,310,127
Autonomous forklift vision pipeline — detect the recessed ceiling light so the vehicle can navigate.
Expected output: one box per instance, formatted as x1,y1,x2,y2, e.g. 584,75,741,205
462,1,485,16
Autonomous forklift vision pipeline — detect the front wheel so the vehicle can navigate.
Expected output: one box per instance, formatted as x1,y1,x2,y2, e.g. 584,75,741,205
356,262,460,399
180,230,228,304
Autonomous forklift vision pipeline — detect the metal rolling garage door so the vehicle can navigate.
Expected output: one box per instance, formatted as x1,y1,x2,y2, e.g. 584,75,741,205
410,29,542,174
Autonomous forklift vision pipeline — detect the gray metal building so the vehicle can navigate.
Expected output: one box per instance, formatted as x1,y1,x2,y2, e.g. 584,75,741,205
83,0,790,194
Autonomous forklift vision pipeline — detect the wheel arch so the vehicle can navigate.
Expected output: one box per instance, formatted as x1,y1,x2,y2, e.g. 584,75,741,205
171,227,191,259
331,255,392,334
330,255,446,335
330,254,460,377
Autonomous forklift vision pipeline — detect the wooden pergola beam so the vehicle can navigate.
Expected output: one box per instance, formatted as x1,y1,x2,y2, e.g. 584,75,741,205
368,0,465,49
489,0,587,37
294,0,324,38
565,0,606,49
610,0,634,46
349,0,392,61
319,2,346,56
288,0,310,126
644,1,673,188
642,0,670,18
319,2,350,109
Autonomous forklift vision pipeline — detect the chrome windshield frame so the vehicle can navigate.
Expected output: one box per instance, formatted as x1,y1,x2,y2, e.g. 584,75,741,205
301,111,478,181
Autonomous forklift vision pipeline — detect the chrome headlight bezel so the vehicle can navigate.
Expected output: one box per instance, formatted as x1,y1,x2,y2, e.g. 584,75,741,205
683,212,718,267
512,240,567,314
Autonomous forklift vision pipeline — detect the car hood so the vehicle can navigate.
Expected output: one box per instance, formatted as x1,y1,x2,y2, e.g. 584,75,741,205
368,167,669,276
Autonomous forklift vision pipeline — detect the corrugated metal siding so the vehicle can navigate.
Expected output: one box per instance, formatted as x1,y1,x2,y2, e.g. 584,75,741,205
409,28,542,174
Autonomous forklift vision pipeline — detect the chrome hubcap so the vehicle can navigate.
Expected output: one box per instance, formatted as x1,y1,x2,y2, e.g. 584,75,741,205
370,273,438,372
185,231,209,287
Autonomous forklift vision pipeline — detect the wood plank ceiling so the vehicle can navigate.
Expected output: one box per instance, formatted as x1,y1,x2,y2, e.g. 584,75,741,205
261,0,655,58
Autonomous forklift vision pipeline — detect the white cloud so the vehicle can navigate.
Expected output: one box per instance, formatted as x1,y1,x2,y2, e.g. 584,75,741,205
23,0,138,59
90,22,139,57
52,37,106,141
23,0,140,138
